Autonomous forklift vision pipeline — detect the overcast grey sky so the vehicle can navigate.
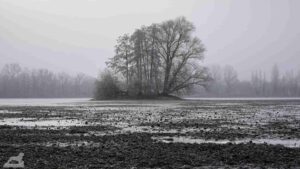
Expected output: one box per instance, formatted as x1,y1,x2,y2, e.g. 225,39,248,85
0,0,299,80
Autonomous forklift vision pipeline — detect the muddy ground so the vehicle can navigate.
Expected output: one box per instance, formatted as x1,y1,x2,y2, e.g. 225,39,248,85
0,99,300,168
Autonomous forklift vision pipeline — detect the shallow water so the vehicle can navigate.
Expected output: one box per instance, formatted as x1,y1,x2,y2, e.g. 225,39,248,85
152,136,300,148
44,141,100,148
0,118,85,127
0,98,300,148
184,97,300,101
0,98,91,106
0,110,21,114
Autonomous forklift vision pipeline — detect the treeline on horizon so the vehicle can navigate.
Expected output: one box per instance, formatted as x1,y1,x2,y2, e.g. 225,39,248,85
1,63,299,99
193,64,300,97
0,63,95,98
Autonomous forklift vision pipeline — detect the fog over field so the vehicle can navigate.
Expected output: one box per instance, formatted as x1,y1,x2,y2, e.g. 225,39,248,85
1,0,300,80
1,1,300,168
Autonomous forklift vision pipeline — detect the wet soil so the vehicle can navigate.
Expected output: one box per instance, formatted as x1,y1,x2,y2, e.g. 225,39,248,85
0,99,300,168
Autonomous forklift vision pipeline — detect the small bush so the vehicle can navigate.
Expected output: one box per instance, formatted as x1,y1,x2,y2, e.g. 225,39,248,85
94,70,120,100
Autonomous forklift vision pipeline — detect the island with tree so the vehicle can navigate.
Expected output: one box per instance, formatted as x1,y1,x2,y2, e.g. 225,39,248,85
94,17,210,100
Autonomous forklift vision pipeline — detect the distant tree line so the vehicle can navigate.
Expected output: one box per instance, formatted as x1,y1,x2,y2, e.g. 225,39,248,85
95,17,210,99
0,63,95,98
193,64,300,97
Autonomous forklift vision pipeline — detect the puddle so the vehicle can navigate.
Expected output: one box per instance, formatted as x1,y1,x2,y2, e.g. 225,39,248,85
121,125,204,134
0,118,85,127
0,98,90,106
122,126,178,133
0,141,101,148
44,141,101,147
66,125,201,137
152,136,300,148
0,110,22,114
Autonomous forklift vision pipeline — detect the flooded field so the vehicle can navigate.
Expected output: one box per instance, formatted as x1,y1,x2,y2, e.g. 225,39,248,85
0,98,300,168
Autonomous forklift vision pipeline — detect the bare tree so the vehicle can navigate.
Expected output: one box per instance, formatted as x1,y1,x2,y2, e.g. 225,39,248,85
223,65,238,95
251,70,267,96
271,64,280,96
107,34,133,89
105,17,209,98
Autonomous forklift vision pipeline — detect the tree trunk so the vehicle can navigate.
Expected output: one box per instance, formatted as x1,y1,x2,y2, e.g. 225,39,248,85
162,60,171,95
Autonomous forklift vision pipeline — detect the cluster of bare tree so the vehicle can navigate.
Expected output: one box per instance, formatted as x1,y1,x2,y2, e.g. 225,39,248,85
0,63,95,98
194,64,300,97
96,17,209,99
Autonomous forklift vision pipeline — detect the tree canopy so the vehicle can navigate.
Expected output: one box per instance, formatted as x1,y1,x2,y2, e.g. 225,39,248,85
98,17,209,98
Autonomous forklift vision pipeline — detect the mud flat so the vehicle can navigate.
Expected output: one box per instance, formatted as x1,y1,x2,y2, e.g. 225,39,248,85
0,99,300,168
